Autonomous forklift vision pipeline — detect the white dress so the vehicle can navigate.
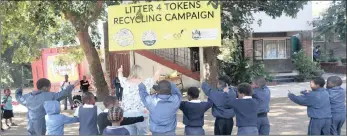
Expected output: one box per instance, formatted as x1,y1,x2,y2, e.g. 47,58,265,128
118,76,154,113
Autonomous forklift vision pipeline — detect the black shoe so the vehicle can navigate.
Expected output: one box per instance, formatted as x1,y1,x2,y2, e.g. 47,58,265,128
64,108,67,110
70,107,74,110
1,128,4,132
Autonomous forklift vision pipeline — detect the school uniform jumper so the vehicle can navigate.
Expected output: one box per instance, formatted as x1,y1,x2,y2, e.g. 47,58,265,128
253,86,271,135
179,100,213,135
97,109,144,134
44,101,79,135
288,88,332,135
77,105,100,135
327,86,346,135
15,85,75,135
224,93,261,135
138,82,182,135
201,82,236,135
103,126,130,135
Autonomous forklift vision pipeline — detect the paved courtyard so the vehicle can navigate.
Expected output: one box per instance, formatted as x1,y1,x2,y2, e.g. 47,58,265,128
1,73,346,135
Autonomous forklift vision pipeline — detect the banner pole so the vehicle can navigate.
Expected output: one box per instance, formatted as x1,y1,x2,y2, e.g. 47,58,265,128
199,47,205,100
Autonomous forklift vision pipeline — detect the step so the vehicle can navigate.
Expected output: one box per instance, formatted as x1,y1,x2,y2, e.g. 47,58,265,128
274,77,295,82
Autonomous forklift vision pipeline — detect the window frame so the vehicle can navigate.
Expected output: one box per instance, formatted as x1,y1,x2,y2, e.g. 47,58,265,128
253,37,290,60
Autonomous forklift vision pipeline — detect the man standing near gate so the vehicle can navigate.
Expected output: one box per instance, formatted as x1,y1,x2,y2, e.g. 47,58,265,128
61,75,74,110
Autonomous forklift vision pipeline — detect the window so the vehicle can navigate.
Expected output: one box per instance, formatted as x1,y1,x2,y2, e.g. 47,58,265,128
253,39,290,60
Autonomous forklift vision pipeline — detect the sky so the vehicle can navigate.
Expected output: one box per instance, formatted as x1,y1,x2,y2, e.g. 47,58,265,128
312,1,332,18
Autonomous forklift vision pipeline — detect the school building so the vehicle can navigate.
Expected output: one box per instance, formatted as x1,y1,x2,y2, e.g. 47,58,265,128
31,2,315,90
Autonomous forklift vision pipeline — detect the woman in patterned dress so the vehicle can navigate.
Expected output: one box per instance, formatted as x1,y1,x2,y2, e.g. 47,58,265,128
117,65,162,135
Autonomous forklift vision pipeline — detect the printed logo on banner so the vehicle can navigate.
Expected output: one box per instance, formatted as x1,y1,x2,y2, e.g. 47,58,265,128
108,1,221,51
142,31,157,46
113,28,135,47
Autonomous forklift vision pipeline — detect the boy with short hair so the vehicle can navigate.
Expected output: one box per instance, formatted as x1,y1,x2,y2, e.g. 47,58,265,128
201,75,236,135
326,76,346,135
179,87,213,135
98,96,145,134
223,83,261,135
44,101,79,135
16,78,77,135
252,76,271,135
74,92,102,135
288,77,332,135
103,107,130,135
138,80,182,135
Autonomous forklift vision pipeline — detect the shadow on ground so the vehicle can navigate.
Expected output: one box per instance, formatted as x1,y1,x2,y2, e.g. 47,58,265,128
1,97,346,135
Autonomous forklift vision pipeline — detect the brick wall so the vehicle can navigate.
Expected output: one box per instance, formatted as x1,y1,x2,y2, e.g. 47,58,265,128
243,31,313,60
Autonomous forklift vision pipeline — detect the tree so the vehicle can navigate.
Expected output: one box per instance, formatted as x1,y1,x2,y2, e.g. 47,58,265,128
0,1,114,100
203,1,308,86
315,1,346,42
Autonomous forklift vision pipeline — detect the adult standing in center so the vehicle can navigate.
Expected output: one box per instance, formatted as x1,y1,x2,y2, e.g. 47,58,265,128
61,75,74,110
80,76,90,93
117,65,162,135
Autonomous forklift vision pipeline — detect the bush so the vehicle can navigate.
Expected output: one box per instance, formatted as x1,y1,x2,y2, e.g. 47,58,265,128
292,50,324,81
219,44,273,86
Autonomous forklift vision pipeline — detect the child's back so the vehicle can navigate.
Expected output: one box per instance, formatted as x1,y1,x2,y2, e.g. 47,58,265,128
180,101,212,127
327,86,346,114
326,76,346,135
15,79,76,135
103,126,130,135
44,101,78,135
224,83,260,135
74,92,101,135
252,76,271,135
138,81,182,135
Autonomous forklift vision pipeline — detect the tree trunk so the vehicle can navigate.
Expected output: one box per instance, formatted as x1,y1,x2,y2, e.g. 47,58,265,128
77,29,109,101
203,47,220,87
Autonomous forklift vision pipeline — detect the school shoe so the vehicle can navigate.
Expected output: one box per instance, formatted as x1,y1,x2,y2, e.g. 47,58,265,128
11,123,17,126
1,128,4,132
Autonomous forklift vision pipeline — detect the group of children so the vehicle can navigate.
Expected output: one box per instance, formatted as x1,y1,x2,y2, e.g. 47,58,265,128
1,74,345,135
288,76,346,135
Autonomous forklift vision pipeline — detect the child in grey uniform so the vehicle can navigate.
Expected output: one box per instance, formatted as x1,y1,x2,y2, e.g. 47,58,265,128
326,76,346,135
103,107,130,135
74,92,102,135
288,77,332,135
252,76,271,135
15,78,77,135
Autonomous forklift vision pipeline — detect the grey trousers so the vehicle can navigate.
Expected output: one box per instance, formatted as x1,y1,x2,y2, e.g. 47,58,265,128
63,93,73,109
308,118,331,135
185,126,205,135
257,116,270,135
237,127,258,135
331,113,346,135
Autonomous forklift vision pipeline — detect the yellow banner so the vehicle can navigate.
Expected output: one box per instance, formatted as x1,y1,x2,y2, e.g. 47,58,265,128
46,55,79,83
108,1,221,51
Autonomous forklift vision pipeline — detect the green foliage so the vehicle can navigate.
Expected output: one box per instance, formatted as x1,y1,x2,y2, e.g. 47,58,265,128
292,50,324,81
314,1,346,42
219,40,273,86
317,50,340,62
